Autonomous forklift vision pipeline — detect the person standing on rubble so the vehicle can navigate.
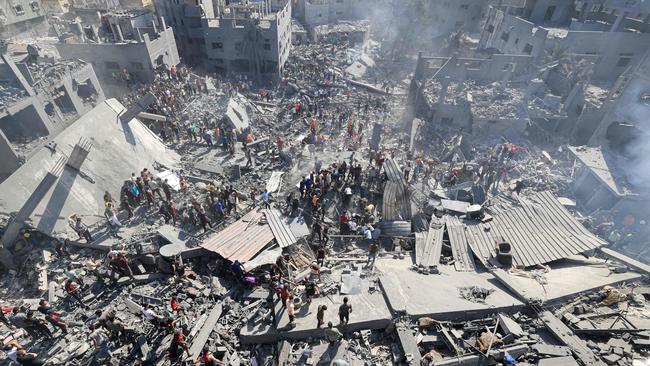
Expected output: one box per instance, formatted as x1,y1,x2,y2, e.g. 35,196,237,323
316,305,328,328
367,241,378,269
107,250,136,282
261,190,271,209
64,279,86,308
324,322,343,344
89,324,113,361
37,300,67,334
338,297,352,326
74,217,93,243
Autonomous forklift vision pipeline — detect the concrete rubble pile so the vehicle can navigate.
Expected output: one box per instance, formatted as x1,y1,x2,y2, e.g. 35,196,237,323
2,6,650,366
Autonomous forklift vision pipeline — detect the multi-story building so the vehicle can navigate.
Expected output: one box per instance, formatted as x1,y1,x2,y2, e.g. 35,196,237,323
54,9,180,96
41,0,71,14
479,0,650,80
0,47,105,180
0,0,48,39
155,0,292,83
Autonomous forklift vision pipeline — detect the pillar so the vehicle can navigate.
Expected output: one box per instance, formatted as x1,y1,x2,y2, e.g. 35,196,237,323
610,11,626,32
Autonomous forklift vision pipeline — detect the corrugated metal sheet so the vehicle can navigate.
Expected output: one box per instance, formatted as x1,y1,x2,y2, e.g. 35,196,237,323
383,158,406,185
415,216,444,267
380,220,411,237
445,216,476,272
200,209,274,263
464,191,605,267
264,209,298,248
382,182,412,221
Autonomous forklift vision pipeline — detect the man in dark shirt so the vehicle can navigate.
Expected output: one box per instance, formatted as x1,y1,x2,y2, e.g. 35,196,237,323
338,297,352,325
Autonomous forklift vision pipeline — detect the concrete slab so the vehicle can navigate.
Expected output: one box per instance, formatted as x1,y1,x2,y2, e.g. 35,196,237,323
0,99,180,235
377,257,524,319
378,255,643,320
239,272,391,344
499,256,643,303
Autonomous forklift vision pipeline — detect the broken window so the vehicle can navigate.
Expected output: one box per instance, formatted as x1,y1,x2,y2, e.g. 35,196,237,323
616,53,633,67
523,43,533,54
105,61,120,70
514,38,519,45
30,1,40,11
576,104,584,115
486,24,495,33
130,62,144,70
44,102,56,117
14,5,25,15
212,42,223,49
544,6,556,21
263,43,271,50
500,31,510,42
460,4,469,10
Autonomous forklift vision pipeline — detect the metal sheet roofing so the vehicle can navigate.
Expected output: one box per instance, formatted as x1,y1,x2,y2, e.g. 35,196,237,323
462,191,606,267
445,216,477,272
200,208,274,263
264,209,298,248
415,216,444,267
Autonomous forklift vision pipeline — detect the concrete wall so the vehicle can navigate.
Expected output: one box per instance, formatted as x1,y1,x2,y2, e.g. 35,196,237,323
56,27,179,93
154,0,206,68
300,0,368,27
202,1,291,82
479,7,548,59
525,0,574,25
415,54,534,82
588,51,650,146
547,31,650,80
426,0,486,33
0,0,48,39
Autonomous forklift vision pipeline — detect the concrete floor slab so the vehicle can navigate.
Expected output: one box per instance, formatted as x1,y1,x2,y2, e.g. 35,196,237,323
377,255,643,320
239,269,391,344
377,257,524,320
501,256,643,304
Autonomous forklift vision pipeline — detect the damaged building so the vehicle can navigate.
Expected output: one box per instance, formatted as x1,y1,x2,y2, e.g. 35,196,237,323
2,1,650,366
0,44,105,180
0,0,49,40
54,9,179,97
155,0,291,83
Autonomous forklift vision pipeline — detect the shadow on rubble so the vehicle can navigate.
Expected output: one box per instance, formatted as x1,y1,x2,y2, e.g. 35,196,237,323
36,166,79,234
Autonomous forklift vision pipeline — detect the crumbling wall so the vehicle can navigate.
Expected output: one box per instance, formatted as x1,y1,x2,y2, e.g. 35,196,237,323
479,7,548,59
0,0,48,40
548,31,650,80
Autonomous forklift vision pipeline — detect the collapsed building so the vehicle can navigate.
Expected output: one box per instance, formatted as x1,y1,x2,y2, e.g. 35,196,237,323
155,0,292,83
0,44,105,180
54,8,180,97
1,1,650,366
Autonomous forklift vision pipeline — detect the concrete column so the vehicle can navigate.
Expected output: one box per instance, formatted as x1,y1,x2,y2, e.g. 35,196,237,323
159,16,166,30
578,1,591,22
115,23,125,42
610,11,626,32
66,138,92,171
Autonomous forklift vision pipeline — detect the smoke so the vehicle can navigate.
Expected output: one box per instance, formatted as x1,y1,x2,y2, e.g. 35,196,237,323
364,0,451,57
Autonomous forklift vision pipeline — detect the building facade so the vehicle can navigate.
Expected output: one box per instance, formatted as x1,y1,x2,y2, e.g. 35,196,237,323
155,0,291,83
54,9,180,96
0,51,105,180
0,0,49,39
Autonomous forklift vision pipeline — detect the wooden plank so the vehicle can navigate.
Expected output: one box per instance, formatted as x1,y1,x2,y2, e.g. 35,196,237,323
539,311,606,366
187,303,223,361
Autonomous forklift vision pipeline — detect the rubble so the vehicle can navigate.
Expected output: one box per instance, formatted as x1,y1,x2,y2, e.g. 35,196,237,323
2,1,650,366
